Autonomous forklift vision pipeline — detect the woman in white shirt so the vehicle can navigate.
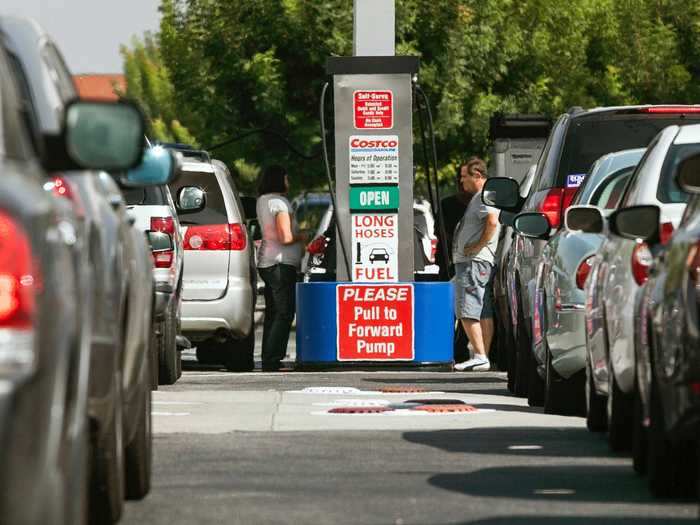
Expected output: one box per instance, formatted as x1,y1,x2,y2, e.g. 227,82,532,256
256,165,308,371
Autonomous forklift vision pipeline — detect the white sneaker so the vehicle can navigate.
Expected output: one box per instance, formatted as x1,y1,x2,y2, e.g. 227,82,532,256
454,355,490,371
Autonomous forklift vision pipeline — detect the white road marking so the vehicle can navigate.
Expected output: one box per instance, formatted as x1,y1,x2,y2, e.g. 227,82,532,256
534,489,576,495
153,401,203,406
508,445,543,450
152,411,191,416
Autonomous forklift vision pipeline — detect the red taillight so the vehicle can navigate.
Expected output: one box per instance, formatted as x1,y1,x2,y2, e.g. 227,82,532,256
150,216,175,235
152,250,174,268
430,239,437,263
691,382,700,395
631,242,653,286
0,212,36,329
183,223,246,251
576,255,595,290
307,236,328,255
538,187,577,229
641,106,700,114
659,222,674,245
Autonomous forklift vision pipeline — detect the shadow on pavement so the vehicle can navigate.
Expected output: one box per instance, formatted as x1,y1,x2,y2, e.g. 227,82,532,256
445,517,698,525
429,464,661,504
471,403,544,414
362,376,508,385
403,427,610,458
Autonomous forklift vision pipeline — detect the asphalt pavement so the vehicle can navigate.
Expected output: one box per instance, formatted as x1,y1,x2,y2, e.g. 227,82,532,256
122,327,700,525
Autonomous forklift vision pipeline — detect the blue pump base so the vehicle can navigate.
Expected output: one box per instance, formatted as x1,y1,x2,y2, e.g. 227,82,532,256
295,281,455,370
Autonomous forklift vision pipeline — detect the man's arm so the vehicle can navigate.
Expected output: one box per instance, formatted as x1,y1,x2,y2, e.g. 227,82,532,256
463,211,499,256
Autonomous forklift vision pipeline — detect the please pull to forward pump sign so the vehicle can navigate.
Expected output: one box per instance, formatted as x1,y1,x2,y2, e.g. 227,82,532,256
337,284,414,361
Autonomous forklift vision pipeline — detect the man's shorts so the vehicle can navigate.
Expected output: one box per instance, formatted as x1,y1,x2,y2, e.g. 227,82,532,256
453,260,495,320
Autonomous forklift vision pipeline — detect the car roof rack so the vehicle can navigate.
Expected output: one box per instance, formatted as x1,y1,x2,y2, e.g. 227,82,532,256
489,113,553,140
158,142,211,163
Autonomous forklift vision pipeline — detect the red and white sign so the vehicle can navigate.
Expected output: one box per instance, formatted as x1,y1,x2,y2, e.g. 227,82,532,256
354,90,393,129
351,214,398,282
337,284,414,361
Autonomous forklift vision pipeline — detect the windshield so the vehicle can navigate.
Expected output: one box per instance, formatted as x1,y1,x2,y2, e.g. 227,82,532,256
556,116,700,188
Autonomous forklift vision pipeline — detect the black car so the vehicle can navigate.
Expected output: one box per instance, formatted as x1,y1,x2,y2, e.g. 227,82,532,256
615,152,700,498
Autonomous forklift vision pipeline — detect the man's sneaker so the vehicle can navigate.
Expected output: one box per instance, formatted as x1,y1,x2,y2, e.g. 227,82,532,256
454,355,490,371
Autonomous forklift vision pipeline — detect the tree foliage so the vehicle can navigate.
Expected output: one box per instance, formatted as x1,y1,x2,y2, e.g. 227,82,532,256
134,0,700,192
120,33,198,145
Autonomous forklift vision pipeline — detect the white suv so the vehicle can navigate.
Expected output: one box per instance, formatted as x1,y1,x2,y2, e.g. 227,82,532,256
168,154,257,371
124,182,184,385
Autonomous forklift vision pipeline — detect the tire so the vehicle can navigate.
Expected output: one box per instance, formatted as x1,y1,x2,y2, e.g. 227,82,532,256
647,370,676,498
586,361,607,432
148,328,159,391
608,371,634,452
124,380,152,500
89,373,124,525
527,350,545,407
158,304,179,385
225,317,256,372
514,303,531,398
632,387,647,474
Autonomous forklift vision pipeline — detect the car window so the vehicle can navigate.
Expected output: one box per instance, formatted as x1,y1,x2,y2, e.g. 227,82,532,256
680,194,700,225
590,169,633,209
554,116,698,191
170,170,228,224
123,186,166,206
0,42,35,161
295,202,331,232
656,143,700,204
532,116,565,192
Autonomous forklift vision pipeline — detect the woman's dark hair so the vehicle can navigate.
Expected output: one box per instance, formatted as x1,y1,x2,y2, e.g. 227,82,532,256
257,164,288,195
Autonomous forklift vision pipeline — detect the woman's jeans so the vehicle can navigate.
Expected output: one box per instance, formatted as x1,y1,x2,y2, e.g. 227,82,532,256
258,263,297,369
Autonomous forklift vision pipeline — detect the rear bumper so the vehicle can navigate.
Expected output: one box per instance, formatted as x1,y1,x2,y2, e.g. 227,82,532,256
181,278,254,339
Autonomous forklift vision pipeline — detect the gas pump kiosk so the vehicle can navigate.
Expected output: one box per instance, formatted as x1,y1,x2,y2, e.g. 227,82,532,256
295,1,454,369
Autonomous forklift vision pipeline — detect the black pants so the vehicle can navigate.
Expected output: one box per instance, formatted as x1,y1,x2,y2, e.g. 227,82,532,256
259,263,297,370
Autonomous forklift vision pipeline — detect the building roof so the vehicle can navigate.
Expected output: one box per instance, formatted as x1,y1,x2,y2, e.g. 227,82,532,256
73,74,126,101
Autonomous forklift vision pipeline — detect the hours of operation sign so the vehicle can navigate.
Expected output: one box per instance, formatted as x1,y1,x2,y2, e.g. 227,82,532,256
348,135,399,185
337,284,414,361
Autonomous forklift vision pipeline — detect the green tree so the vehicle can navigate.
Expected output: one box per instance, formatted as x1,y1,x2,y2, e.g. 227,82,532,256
119,32,198,144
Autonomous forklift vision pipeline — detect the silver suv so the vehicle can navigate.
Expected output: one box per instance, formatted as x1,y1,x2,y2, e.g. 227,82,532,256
168,154,257,371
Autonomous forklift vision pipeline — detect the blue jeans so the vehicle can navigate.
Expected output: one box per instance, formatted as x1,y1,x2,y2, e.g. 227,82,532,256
259,264,297,370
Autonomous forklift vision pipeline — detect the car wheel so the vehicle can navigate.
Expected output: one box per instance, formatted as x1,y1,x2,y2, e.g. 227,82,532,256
149,328,159,391
225,317,256,372
647,369,676,498
632,387,647,475
514,302,530,398
586,360,607,431
608,370,634,452
89,373,124,525
158,304,179,385
124,378,152,500
527,351,545,407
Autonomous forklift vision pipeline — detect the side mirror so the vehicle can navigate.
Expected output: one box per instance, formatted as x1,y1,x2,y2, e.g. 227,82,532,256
565,206,604,234
49,99,145,171
122,146,182,187
176,186,206,214
676,152,700,194
609,205,660,242
146,230,173,252
241,195,257,220
482,177,522,212
513,212,551,240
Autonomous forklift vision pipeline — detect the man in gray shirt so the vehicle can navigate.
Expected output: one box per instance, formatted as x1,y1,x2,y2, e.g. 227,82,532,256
452,158,500,371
